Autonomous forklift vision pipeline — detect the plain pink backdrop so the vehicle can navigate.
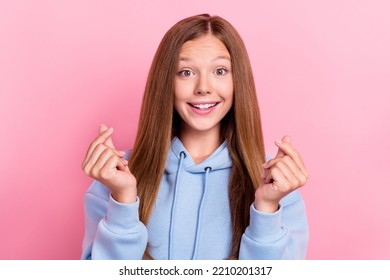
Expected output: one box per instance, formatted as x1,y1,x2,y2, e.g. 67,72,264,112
1,0,389,259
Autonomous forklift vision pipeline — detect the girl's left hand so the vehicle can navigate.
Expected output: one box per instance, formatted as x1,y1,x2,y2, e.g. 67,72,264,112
254,135,309,213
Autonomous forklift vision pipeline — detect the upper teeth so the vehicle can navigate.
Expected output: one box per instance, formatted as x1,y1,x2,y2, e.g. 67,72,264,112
192,103,216,109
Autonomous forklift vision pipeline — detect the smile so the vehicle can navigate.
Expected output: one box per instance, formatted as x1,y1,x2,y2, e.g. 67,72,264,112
188,102,219,110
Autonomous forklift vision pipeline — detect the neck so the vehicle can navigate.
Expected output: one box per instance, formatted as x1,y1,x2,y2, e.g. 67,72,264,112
178,125,222,164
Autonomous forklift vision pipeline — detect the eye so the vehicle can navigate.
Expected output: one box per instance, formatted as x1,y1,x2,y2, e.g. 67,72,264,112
214,68,228,76
178,69,194,77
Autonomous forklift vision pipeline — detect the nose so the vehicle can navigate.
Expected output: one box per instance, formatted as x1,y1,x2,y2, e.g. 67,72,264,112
195,74,212,95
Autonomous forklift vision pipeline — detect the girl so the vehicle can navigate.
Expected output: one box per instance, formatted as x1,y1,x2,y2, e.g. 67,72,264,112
81,14,309,260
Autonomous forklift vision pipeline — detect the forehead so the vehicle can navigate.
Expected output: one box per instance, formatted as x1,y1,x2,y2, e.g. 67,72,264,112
179,34,230,59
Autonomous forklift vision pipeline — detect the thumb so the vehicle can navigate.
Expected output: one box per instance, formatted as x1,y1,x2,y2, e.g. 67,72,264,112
100,124,116,149
274,135,291,158
282,135,292,144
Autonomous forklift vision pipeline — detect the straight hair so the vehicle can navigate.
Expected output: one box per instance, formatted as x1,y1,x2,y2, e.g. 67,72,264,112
129,14,265,259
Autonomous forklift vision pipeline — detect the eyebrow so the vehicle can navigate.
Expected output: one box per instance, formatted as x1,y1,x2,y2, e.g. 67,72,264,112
179,55,231,62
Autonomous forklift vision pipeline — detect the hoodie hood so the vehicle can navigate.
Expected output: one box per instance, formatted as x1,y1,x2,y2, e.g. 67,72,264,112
165,137,233,174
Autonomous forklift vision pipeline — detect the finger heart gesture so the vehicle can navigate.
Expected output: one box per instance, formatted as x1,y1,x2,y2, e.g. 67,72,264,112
81,124,137,204
255,135,309,213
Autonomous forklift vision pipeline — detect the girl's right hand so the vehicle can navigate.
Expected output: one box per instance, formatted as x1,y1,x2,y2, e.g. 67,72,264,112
81,124,137,204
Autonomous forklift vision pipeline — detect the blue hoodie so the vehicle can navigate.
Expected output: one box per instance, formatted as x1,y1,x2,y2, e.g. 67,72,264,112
81,137,309,260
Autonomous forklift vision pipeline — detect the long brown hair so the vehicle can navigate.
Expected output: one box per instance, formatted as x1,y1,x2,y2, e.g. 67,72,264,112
129,14,265,259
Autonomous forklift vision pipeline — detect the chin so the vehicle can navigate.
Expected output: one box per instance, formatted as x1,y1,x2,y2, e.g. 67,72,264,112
185,122,220,134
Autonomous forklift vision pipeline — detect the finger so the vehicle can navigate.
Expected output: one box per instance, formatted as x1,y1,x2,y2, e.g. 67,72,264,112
116,158,129,172
95,149,127,172
263,156,282,169
99,124,108,134
274,140,308,178
83,143,109,176
83,126,113,168
90,147,118,178
274,143,286,159
272,160,302,190
262,152,283,169
82,127,114,169
100,155,122,181
274,135,291,158
97,125,123,156
264,155,305,179
265,167,289,191
262,135,291,169
280,156,308,185
105,136,115,149
282,135,292,144
263,166,278,184
83,143,124,175
263,165,283,185
263,168,272,184
100,124,116,149
97,153,130,181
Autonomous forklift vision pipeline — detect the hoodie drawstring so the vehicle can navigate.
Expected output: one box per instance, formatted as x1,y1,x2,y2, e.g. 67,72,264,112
168,150,212,260
168,151,186,260
191,166,212,259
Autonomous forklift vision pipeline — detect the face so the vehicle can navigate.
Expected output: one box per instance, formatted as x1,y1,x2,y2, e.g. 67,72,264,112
174,34,234,137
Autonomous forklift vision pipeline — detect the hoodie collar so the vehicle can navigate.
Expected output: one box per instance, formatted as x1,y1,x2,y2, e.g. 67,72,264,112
165,137,232,174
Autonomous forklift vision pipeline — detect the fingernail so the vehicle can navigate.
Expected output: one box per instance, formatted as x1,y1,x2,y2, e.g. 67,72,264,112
275,140,282,145
118,151,126,156
107,127,113,133
262,162,268,167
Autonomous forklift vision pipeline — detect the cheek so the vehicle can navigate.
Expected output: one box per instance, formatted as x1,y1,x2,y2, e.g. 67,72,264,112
174,80,192,100
173,89,188,114
174,83,185,107
173,96,184,116
219,79,234,101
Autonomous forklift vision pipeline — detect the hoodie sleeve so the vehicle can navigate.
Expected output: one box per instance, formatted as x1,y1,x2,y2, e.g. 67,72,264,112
239,190,309,260
81,180,148,260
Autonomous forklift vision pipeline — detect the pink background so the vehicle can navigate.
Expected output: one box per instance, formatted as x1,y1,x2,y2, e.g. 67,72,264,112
1,0,389,259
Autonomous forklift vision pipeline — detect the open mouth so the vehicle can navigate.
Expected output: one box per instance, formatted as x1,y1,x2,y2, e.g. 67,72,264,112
188,102,219,110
